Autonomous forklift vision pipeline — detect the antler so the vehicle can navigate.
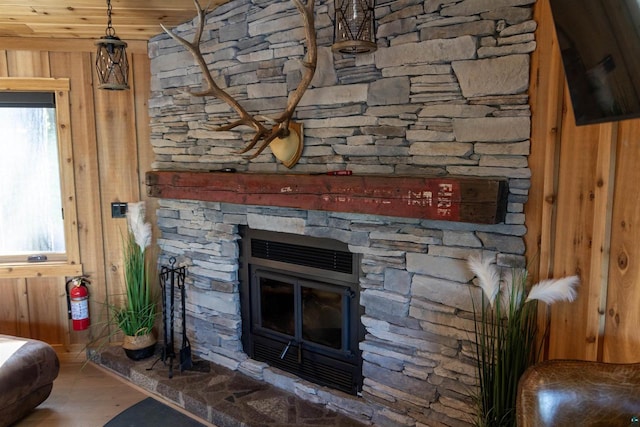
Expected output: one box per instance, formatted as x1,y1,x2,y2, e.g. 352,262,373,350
161,0,317,161
273,0,317,130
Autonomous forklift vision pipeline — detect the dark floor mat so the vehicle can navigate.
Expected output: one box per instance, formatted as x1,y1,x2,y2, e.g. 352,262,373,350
104,397,207,427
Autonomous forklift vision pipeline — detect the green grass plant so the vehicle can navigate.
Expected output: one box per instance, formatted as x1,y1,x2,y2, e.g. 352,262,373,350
468,257,579,427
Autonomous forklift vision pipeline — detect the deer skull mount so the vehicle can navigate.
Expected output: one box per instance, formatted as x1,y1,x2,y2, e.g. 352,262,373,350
162,0,317,168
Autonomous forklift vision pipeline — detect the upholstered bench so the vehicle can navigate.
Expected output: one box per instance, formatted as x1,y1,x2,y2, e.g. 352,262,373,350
0,335,59,427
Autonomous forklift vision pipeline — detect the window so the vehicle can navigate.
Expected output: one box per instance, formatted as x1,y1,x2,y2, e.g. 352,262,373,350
0,78,82,278
0,93,64,257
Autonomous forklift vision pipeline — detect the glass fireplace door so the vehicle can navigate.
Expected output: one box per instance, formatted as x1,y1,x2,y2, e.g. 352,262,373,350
258,275,296,338
301,286,343,350
254,270,350,355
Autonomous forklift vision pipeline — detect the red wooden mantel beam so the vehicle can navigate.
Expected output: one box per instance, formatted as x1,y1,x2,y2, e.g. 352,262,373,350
146,171,509,224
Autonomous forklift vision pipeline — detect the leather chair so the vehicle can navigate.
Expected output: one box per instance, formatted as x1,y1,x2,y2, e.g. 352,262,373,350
516,359,640,427
0,335,59,427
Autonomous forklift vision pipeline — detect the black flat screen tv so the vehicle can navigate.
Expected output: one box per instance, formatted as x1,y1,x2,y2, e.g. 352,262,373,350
548,0,640,126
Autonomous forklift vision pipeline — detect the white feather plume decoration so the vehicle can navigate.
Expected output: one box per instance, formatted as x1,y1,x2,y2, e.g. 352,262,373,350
525,275,580,305
467,255,500,306
126,201,152,251
501,268,527,307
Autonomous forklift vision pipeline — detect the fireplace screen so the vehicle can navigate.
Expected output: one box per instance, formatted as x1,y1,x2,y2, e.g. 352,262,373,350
240,228,363,395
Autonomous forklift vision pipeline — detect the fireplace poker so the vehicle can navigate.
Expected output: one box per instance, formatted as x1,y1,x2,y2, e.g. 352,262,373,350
178,275,193,372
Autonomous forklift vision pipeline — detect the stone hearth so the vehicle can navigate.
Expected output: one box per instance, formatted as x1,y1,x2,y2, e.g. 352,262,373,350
96,346,365,426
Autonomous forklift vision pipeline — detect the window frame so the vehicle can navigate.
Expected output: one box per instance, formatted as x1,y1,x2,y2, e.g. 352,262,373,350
0,78,82,278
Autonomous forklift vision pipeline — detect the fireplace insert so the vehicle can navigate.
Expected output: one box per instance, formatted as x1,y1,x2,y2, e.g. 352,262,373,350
240,227,363,395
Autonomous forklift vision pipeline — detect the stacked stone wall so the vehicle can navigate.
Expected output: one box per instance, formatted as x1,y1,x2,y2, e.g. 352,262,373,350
148,0,537,425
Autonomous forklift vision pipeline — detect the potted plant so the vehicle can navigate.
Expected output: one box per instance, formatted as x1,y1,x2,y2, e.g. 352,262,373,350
467,256,579,427
115,201,158,360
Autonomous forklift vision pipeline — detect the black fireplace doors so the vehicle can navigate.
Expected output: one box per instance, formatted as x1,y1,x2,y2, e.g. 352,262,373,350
240,228,363,395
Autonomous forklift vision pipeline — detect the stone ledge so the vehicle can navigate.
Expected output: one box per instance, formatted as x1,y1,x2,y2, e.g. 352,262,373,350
95,346,368,427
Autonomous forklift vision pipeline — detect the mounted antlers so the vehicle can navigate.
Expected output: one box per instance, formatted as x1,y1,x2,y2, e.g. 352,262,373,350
161,0,317,168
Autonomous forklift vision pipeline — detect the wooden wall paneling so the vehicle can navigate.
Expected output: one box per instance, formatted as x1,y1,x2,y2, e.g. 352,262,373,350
0,50,7,76
0,46,151,346
92,50,142,331
5,50,50,77
132,53,153,199
50,51,107,347
0,278,22,336
584,123,617,361
132,53,160,284
546,90,601,360
527,0,566,279
16,278,30,337
25,277,66,345
527,0,569,358
0,37,148,55
530,0,619,362
604,119,640,362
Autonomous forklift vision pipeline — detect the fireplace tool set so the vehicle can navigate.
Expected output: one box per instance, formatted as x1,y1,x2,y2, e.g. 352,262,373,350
149,257,193,378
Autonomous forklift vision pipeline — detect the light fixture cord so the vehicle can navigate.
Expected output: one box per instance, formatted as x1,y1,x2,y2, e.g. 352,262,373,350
105,0,115,36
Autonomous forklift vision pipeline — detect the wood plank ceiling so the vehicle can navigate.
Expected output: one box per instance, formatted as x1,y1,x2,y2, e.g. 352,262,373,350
0,0,227,41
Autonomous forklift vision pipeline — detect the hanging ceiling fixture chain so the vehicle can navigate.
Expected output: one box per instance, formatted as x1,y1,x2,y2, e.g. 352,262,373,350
105,0,115,36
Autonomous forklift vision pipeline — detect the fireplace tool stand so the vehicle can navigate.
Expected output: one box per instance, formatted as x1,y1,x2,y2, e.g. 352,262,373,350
148,257,210,377
148,257,188,378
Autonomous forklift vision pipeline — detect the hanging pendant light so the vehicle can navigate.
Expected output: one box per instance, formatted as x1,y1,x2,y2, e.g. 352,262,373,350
95,0,129,90
332,0,377,54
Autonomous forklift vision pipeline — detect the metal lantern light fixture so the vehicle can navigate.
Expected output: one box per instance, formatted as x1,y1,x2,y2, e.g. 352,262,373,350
95,0,129,90
332,0,377,54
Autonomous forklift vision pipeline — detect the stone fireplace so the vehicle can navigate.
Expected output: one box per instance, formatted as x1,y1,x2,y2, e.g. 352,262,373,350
147,0,535,425
151,196,525,426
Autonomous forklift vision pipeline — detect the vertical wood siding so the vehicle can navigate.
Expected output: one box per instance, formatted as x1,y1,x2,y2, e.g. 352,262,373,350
0,40,154,352
528,0,640,362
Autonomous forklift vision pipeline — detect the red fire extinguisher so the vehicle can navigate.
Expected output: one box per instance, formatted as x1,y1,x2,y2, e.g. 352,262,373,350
66,276,91,331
